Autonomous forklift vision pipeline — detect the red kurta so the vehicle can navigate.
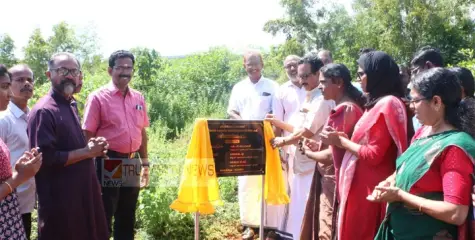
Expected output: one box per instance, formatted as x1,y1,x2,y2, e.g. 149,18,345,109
337,96,408,240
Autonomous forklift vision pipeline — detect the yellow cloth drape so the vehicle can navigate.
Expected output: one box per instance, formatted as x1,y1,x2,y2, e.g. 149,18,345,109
170,119,289,215
263,120,290,205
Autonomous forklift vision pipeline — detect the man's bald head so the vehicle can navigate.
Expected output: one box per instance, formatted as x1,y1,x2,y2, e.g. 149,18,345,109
243,50,264,82
243,50,264,65
9,64,33,76
317,49,333,65
283,55,300,65
284,55,301,83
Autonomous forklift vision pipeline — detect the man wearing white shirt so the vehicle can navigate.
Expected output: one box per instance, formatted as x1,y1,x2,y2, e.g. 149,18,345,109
227,51,280,239
0,64,35,239
271,55,306,231
268,55,335,239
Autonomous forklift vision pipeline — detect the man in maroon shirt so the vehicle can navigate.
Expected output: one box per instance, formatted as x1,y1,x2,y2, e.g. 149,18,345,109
27,52,109,240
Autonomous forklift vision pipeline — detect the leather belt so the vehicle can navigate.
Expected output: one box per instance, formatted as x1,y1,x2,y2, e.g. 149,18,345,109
107,150,137,159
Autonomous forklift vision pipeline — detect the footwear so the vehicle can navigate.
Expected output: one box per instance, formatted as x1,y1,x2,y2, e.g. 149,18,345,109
242,227,255,240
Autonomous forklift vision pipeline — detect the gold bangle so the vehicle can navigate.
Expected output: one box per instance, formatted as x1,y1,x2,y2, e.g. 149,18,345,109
4,181,12,194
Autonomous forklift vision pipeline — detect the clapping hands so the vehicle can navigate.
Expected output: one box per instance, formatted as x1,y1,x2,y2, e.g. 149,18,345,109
367,178,401,203
14,147,42,184
87,137,109,159
320,126,348,148
298,138,319,155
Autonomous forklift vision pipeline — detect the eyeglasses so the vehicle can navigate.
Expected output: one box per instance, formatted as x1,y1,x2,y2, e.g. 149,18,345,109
284,63,298,69
298,72,314,80
411,66,421,75
356,71,365,81
50,67,81,77
409,97,428,106
113,66,134,72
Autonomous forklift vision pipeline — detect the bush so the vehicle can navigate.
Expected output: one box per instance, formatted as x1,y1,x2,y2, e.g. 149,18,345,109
136,122,240,240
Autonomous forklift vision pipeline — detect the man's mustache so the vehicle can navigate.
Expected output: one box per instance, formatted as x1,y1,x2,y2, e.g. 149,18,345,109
21,88,33,92
61,79,76,87
119,74,131,78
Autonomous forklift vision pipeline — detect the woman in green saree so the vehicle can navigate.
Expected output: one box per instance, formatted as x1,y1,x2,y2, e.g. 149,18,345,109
368,67,475,239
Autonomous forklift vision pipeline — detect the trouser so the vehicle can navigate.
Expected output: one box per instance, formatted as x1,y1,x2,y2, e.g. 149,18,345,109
22,213,31,240
96,150,141,240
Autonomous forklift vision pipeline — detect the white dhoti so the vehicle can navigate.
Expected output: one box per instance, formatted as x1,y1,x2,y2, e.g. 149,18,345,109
238,173,288,229
287,171,313,240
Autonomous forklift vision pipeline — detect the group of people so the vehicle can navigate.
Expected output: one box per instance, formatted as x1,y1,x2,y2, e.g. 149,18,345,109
228,47,475,240
0,50,150,240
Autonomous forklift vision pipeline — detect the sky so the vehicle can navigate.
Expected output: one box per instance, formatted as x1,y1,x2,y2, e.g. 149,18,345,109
0,0,355,58
0,0,282,58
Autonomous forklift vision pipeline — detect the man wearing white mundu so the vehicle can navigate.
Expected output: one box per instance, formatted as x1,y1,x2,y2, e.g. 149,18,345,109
227,50,280,239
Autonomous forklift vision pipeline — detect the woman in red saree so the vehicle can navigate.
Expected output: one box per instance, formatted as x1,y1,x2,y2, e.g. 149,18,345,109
299,63,365,240
320,51,411,240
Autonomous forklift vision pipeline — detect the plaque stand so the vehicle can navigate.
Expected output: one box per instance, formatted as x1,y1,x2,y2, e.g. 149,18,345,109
194,212,200,240
259,175,265,239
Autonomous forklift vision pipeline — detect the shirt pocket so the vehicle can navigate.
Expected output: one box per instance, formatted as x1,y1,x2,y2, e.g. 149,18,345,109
257,95,272,113
131,102,146,129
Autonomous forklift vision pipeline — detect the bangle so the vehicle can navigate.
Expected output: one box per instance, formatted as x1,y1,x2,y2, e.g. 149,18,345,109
141,162,150,167
4,181,12,194
419,203,424,212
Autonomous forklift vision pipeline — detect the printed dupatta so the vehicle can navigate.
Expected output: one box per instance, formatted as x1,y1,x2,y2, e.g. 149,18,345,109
336,95,408,240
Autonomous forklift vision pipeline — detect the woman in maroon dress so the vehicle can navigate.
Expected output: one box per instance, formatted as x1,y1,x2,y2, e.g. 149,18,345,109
0,64,42,239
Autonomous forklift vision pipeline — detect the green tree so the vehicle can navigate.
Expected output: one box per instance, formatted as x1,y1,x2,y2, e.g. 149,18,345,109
48,21,79,54
265,0,475,68
0,34,18,67
23,29,50,84
130,47,163,91
77,24,102,74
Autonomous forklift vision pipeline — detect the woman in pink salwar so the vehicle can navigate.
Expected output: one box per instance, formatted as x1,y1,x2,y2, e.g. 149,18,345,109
300,63,365,240
320,51,412,240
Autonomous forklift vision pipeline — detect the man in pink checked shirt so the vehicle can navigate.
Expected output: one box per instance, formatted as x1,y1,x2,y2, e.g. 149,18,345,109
82,50,150,240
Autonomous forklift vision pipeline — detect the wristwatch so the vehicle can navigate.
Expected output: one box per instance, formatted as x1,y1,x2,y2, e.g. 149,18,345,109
141,162,150,167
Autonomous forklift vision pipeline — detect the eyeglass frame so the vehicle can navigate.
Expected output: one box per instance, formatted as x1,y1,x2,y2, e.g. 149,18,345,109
408,97,429,107
112,65,134,72
356,71,365,82
50,67,82,77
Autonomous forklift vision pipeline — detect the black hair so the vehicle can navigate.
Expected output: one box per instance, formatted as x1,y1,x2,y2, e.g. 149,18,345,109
411,46,444,68
298,53,324,74
412,67,475,137
358,48,375,56
449,67,474,98
109,50,135,68
357,51,404,108
0,64,11,80
320,63,366,108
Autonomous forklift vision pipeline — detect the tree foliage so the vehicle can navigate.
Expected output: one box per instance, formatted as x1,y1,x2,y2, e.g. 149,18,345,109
23,29,50,84
0,34,18,67
1,8,475,238
265,0,475,69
